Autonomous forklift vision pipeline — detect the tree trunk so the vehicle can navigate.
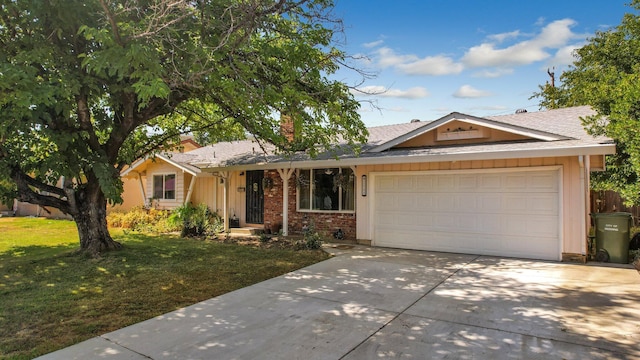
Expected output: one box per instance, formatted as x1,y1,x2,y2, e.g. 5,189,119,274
72,185,122,256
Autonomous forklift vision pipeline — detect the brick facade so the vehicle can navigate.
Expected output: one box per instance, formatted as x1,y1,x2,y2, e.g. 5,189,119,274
262,170,356,240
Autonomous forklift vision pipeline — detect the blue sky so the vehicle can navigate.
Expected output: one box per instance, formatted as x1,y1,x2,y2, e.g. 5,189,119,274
331,0,631,127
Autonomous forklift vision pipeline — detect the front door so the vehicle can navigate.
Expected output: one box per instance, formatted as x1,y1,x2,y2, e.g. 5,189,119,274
245,170,264,224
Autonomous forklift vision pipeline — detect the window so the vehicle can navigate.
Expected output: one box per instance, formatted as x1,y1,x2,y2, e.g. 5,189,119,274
297,168,355,212
153,174,176,200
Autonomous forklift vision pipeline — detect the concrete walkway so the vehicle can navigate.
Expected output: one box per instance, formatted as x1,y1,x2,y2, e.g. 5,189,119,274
38,246,640,359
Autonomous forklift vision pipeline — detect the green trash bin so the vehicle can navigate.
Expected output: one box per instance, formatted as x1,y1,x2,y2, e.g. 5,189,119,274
591,212,632,263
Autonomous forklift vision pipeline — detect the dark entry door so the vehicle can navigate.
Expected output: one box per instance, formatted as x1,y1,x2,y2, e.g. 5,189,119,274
245,170,264,224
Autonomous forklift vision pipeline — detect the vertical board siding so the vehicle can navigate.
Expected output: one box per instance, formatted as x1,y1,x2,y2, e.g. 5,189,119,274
145,161,184,209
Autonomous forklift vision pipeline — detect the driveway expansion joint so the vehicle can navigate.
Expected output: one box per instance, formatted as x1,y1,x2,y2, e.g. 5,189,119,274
100,335,154,360
339,254,482,359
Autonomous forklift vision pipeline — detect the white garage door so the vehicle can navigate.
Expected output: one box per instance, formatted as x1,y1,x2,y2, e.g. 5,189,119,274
372,168,561,260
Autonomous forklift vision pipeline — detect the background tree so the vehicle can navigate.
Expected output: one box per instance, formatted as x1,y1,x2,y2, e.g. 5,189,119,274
0,0,367,255
530,0,640,204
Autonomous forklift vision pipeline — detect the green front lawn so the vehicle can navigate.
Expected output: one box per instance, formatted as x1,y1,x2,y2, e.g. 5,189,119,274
0,217,330,359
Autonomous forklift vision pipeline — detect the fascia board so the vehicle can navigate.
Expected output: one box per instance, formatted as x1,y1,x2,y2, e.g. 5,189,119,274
199,143,615,172
368,113,569,153
157,154,199,176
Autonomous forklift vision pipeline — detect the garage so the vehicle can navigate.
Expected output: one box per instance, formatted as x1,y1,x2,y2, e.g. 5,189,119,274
371,167,561,260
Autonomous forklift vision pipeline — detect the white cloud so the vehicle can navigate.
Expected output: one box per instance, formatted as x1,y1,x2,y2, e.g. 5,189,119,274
363,40,384,48
548,43,582,67
354,85,430,99
487,30,521,43
472,68,514,78
462,19,578,68
397,55,464,75
453,85,492,98
374,48,462,75
384,106,411,112
375,47,418,68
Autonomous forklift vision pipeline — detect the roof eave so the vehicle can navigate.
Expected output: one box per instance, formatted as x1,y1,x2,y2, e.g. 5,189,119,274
197,143,616,172
367,113,570,153
121,154,200,177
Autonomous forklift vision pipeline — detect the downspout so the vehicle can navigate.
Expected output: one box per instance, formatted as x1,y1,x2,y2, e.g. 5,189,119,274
184,174,196,205
579,155,587,258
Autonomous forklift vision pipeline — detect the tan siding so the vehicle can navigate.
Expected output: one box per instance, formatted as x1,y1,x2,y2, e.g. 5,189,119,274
146,161,184,210
505,159,517,167
191,177,218,212
396,122,531,148
590,154,605,170
109,176,145,213
230,172,246,225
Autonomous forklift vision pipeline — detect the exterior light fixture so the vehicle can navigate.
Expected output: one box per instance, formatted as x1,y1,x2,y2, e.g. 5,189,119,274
361,175,367,196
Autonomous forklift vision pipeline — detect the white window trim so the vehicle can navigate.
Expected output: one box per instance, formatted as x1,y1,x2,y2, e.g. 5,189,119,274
152,173,177,201
296,168,355,214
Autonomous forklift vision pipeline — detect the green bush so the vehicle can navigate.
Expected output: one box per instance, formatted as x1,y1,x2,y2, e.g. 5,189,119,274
299,222,323,250
168,203,222,237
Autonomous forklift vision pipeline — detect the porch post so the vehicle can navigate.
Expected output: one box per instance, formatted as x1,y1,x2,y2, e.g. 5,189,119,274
579,155,588,260
219,171,230,232
184,174,196,205
277,168,295,236
137,172,146,204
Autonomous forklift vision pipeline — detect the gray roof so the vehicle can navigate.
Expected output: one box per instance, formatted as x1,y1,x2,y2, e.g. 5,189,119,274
165,106,614,173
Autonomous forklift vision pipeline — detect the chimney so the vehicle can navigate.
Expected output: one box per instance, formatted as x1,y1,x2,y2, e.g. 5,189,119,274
280,113,295,142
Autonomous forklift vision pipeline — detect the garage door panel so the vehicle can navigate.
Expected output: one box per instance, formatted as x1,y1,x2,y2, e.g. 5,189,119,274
479,174,502,190
436,175,456,191
373,169,560,261
458,175,477,189
529,173,558,190
376,177,396,191
396,176,415,192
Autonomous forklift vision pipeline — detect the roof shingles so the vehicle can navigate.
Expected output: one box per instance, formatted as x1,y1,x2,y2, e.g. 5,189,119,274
155,106,614,171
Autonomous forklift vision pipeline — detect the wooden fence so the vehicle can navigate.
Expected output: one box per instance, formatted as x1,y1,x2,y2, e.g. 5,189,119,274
591,190,640,226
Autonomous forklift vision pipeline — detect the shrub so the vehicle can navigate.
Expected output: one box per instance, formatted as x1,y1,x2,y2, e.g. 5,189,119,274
107,207,180,233
168,203,222,237
299,222,323,250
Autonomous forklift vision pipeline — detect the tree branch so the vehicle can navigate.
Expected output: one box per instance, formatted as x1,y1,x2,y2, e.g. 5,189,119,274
99,0,124,46
10,167,71,214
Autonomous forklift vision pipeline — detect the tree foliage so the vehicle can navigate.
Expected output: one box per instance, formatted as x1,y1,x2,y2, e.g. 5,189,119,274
531,0,640,204
0,0,366,254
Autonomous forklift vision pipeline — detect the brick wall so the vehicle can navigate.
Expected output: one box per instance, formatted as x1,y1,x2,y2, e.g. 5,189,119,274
262,170,356,240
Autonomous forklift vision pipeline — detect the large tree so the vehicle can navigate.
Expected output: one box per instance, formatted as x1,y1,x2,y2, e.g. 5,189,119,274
0,0,366,255
531,0,640,204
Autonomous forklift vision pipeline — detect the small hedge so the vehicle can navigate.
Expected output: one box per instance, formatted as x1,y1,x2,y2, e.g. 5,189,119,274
107,204,224,237
168,203,223,237
107,207,180,233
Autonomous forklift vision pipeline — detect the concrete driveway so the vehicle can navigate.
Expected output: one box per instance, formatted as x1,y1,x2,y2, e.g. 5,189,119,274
39,246,640,359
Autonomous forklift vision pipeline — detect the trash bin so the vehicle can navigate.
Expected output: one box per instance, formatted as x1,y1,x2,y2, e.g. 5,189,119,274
590,212,632,263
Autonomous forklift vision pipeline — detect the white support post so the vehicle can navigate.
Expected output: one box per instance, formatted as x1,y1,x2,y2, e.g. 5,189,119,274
137,172,146,204
220,171,230,232
184,175,196,205
277,168,295,236
579,155,587,258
